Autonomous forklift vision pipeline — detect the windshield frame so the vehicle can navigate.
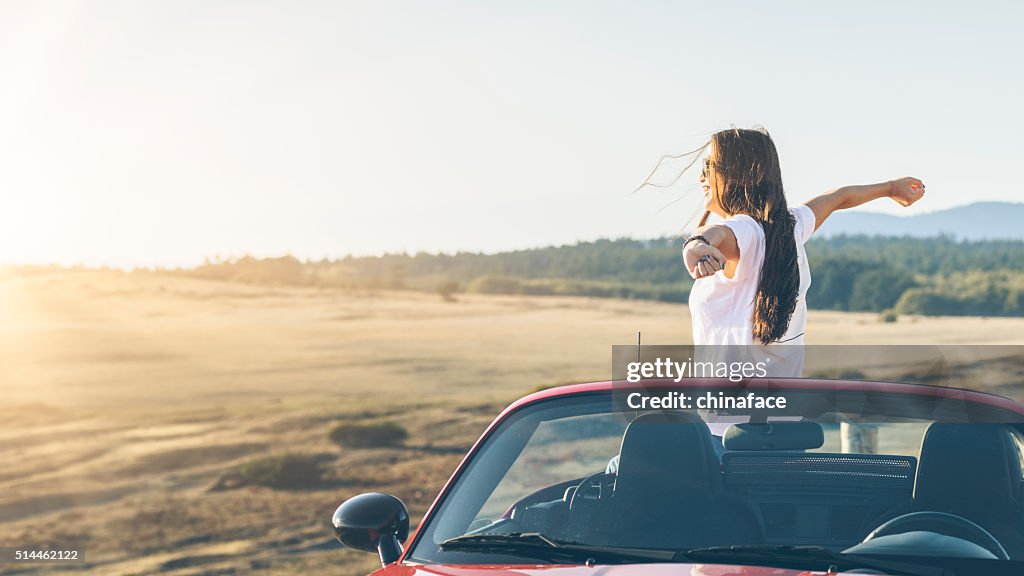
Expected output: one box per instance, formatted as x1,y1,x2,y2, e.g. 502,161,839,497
403,379,1024,566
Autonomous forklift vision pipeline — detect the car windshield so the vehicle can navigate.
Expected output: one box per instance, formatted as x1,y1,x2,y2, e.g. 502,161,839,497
408,385,1024,569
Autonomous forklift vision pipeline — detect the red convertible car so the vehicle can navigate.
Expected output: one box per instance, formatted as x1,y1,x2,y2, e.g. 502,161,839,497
332,379,1024,575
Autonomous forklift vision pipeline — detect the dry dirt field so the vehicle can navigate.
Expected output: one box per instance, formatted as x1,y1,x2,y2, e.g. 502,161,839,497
2,270,1023,575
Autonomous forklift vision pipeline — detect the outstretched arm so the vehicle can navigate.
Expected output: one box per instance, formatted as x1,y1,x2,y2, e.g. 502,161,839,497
806,177,925,232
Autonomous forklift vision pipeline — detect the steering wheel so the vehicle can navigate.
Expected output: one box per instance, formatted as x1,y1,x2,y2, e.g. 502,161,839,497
863,511,1009,560
568,472,616,511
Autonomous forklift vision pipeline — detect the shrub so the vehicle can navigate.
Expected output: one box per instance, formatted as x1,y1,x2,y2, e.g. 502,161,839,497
895,289,963,316
879,309,899,323
437,280,459,302
465,276,522,295
211,452,324,491
329,420,408,448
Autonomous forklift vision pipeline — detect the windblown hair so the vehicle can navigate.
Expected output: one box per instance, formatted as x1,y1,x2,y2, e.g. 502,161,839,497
705,128,799,344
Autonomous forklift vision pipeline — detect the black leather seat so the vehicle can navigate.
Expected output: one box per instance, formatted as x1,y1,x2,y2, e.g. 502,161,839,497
609,411,760,548
912,423,1024,557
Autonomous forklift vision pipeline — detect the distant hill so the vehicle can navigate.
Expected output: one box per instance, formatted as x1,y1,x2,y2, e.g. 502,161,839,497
819,202,1024,240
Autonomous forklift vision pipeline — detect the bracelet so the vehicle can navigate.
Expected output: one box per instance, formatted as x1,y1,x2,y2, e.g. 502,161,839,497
683,234,710,249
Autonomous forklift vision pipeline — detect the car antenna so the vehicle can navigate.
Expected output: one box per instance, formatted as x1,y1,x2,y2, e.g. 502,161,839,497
634,332,642,418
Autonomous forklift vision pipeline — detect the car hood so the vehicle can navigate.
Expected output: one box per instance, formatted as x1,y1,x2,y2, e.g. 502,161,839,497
371,562,862,575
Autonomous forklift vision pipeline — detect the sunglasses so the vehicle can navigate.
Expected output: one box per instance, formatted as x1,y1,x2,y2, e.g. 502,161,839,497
701,157,711,179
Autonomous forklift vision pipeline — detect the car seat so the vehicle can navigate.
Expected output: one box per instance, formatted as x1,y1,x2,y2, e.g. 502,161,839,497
912,423,1024,558
609,411,761,548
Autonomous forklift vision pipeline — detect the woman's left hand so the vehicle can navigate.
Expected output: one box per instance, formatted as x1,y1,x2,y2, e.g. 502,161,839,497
683,241,727,280
888,177,926,207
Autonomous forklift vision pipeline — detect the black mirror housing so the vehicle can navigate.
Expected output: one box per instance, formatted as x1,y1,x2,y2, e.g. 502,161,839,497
332,492,410,566
723,422,825,450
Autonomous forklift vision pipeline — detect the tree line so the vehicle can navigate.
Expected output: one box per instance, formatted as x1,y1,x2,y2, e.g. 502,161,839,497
182,235,1024,317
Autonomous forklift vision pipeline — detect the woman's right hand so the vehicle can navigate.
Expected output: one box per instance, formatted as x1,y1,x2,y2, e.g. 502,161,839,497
888,177,926,207
683,241,726,280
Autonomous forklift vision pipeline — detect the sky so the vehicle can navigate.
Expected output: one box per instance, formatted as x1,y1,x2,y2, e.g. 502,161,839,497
1,0,1022,268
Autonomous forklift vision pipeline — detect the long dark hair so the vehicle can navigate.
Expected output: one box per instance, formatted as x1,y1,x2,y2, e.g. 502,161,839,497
706,128,799,344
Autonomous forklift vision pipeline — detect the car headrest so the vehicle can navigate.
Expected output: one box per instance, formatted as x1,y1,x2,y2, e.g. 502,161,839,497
614,411,720,500
915,423,1022,506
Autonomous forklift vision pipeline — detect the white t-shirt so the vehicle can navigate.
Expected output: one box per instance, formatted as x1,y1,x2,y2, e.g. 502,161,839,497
688,204,816,377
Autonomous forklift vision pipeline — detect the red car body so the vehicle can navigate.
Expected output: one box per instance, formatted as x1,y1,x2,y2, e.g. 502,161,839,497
359,379,1024,576
372,562,821,575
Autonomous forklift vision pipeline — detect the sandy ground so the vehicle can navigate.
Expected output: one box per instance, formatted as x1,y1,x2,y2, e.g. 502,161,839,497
1,270,1022,575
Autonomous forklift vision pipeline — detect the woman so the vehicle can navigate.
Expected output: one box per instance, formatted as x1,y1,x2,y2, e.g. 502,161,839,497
682,128,924,374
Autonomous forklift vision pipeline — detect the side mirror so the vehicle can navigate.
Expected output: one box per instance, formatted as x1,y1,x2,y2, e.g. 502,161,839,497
332,492,410,566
